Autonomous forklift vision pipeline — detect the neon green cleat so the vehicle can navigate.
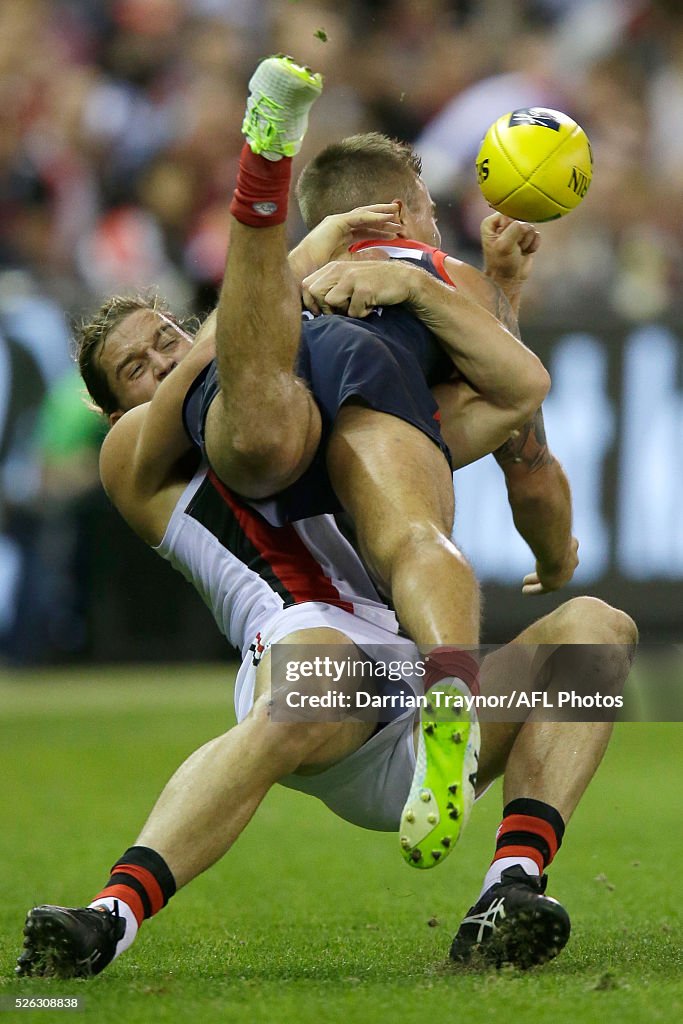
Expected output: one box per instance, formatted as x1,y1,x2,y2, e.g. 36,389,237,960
242,55,323,161
399,681,480,869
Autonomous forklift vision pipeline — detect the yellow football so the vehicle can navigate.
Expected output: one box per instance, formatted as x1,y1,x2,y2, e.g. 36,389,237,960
475,107,593,222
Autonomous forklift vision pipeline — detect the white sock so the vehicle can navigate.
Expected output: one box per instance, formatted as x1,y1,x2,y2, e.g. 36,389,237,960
479,856,540,899
88,897,139,960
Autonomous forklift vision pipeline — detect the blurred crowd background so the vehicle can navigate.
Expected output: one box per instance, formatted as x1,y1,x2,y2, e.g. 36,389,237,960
2,0,682,664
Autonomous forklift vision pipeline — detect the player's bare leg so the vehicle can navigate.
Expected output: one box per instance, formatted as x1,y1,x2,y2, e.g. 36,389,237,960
133,629,374,887
206,219,321,497
327,406,480,649
204,57,323,498
327,405,482,867
16,628,375,979
476,596,638,815
450,597,638,967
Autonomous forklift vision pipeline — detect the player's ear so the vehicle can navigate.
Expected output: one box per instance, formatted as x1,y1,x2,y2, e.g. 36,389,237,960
109,410,123,427
392,198,408,235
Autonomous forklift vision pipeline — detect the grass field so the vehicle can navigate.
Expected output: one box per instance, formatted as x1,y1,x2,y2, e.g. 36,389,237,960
0,665,680,1023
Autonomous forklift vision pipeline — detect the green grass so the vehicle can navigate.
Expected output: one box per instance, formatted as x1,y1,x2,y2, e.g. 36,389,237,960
0,666,681,1023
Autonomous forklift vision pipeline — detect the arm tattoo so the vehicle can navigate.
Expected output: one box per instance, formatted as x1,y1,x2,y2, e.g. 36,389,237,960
480,273,552,472
482,276,521,339
494,407,555,473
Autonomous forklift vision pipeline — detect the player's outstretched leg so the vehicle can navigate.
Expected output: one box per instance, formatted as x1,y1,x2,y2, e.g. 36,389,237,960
399,648,480,868
205,54,323,495
16,628,374,979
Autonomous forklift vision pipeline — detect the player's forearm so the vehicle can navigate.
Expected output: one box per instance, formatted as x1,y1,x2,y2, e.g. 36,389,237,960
494,406,576,581
193,310,217,346
485,271,523,318
504,458,574,569
444,258,524,339
135,325,215,475
405,271,549,415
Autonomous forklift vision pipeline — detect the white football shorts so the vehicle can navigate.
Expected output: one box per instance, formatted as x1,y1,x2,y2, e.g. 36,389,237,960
233,602,421,831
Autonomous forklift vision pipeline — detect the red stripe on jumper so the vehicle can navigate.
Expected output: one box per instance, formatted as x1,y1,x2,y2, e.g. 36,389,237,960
208,471,354,611
430,247,456,286
350,238,433,254
349,239,457,286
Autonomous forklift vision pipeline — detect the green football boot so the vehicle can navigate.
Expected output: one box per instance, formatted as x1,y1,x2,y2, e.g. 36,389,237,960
399,681,480,868
242,55,323,160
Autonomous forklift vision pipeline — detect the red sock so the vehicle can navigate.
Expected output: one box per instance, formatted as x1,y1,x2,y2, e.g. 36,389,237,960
424,647,480,696
230,143,292,227
91,846,176,926
494,798,565,874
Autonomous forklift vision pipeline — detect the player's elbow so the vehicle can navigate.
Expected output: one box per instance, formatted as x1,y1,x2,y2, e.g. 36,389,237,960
510,360,550,427
536,361,552,400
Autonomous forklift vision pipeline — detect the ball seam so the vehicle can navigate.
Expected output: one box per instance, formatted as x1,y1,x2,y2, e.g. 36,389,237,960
495,122,587,208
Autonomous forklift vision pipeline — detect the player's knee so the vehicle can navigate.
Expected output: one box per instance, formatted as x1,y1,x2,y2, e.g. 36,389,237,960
556,596,638,649
217,409,294,476
205,395,278,469
604,605,639,649
371,521,472,587
205,405,300,498
248,692,348,772
403,527,475,589
207,385,319,498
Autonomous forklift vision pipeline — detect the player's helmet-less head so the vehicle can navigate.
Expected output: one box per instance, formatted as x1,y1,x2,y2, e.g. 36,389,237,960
296,133,425,228
297,133,440,246
76,295,192,417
